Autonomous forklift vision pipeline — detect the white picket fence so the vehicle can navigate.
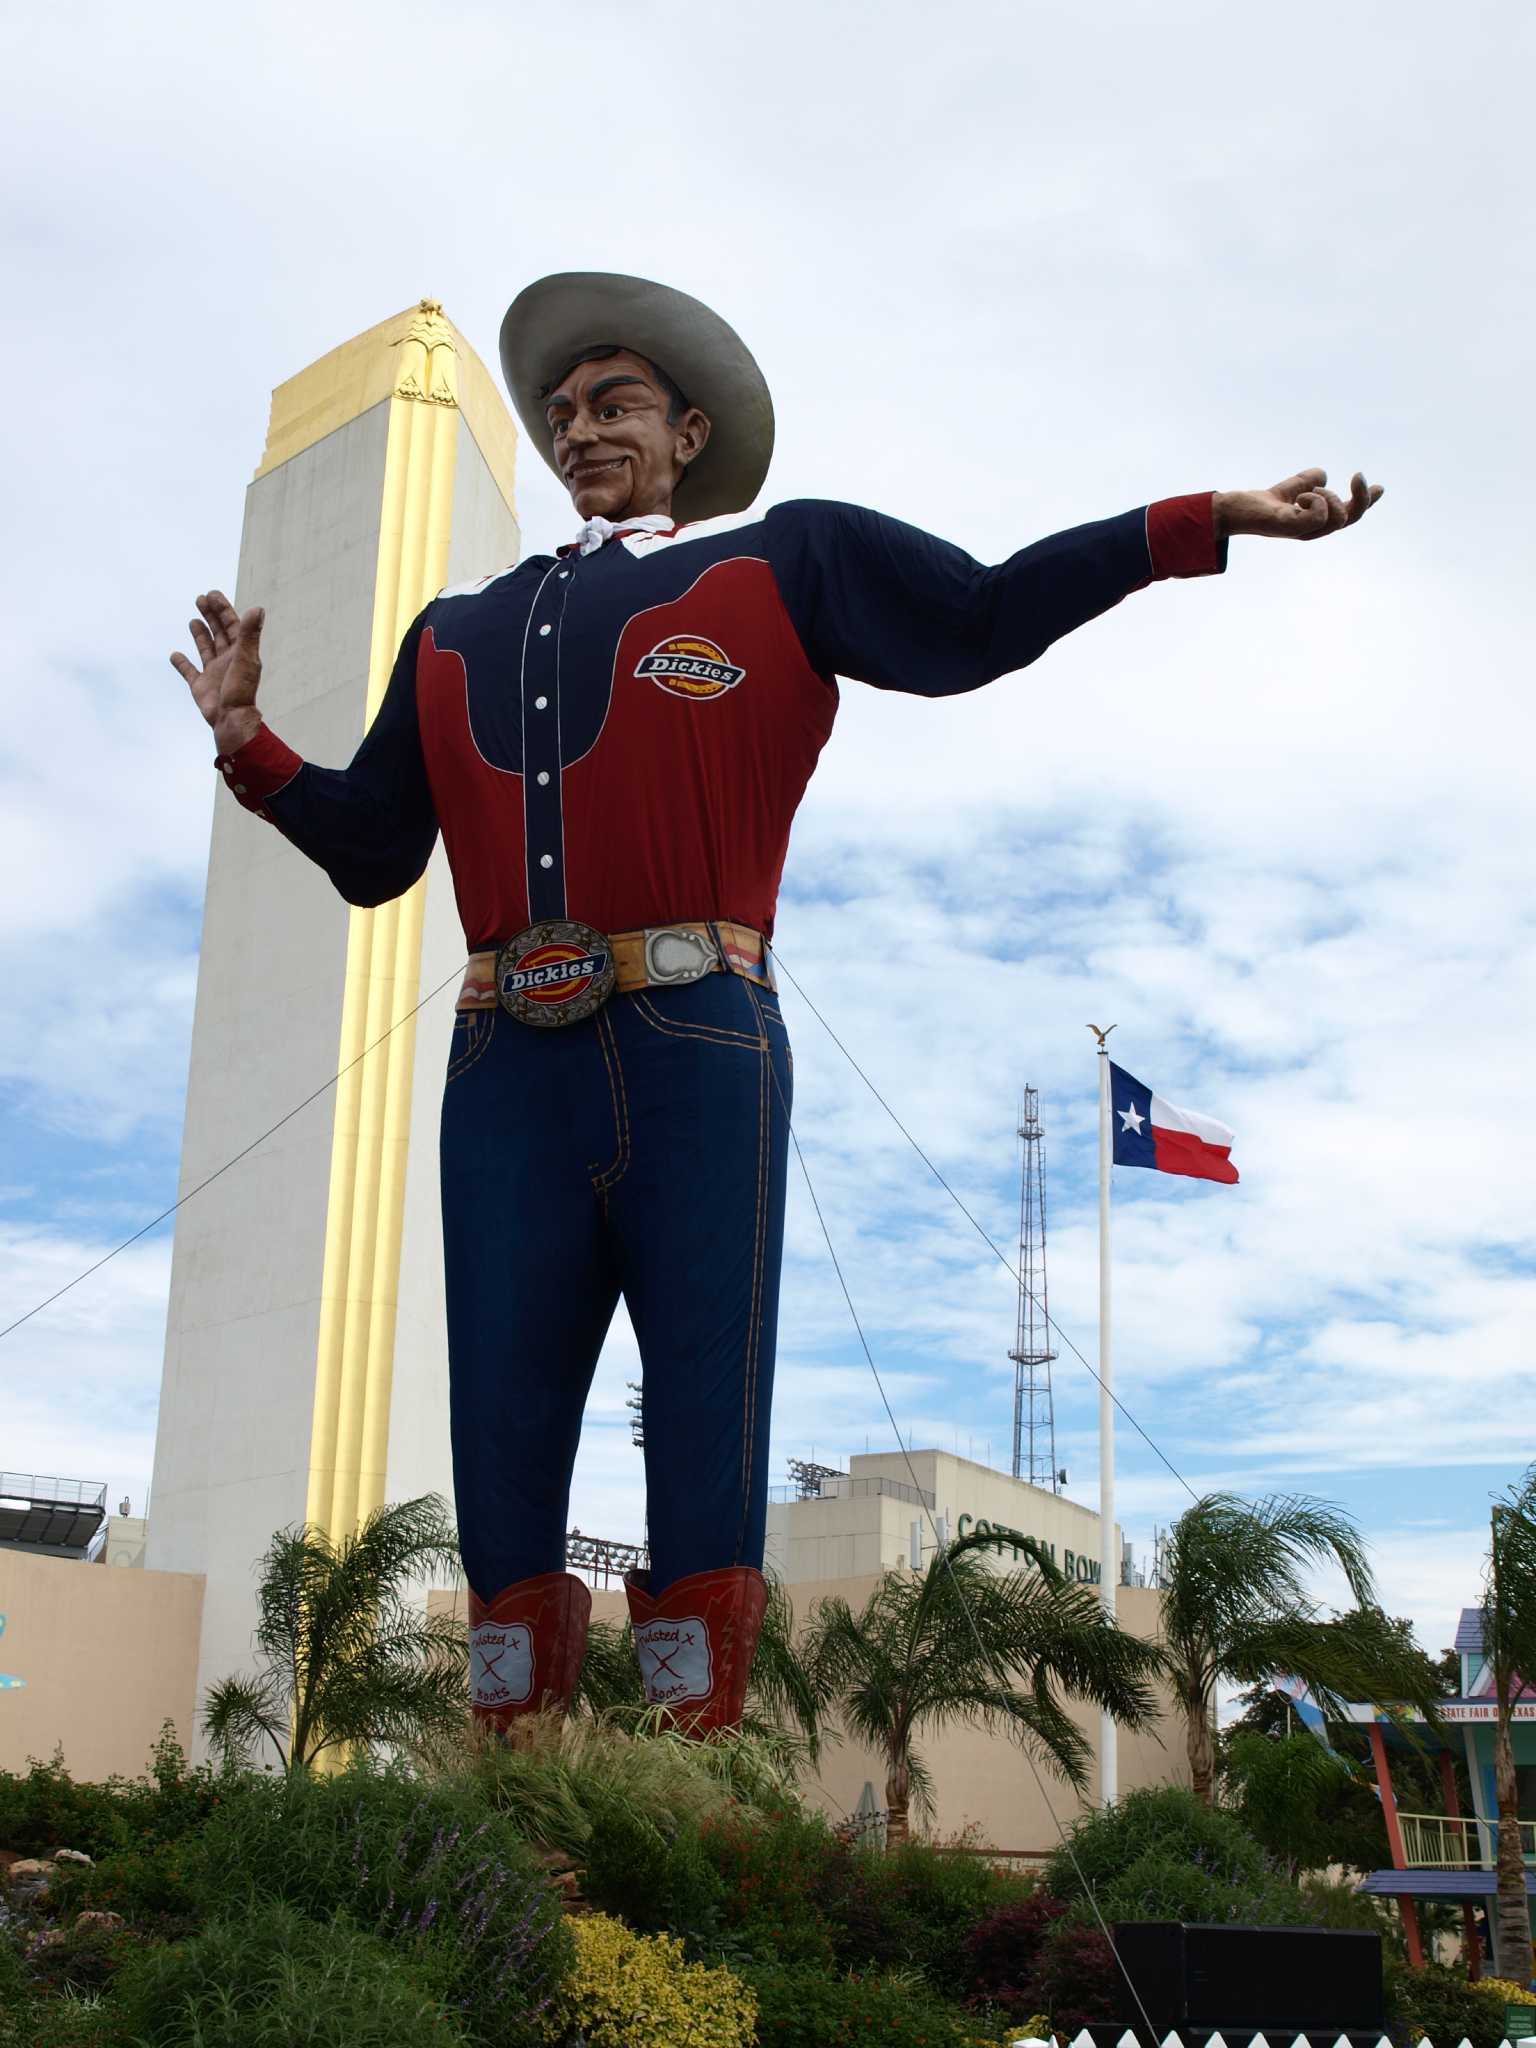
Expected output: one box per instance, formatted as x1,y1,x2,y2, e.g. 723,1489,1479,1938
1007,2034,1536,2048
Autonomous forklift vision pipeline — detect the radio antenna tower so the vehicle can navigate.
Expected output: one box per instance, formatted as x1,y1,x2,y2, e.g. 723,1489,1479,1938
1009,1086,1061,1489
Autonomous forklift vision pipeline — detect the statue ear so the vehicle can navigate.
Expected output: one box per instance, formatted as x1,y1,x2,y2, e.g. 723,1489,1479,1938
676,407,712,468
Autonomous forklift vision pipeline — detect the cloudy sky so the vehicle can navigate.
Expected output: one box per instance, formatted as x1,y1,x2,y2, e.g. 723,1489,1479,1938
3,0,1531,1666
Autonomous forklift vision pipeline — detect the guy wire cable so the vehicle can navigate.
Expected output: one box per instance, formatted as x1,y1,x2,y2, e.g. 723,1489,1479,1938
0,965,467,1345
771,947,1201,1508
771,1068,1161,2041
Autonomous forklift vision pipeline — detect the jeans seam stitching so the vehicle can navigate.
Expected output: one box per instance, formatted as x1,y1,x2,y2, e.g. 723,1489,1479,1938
630,990,766,1048
735,982,774,1562
446,1010,497,1082
591,1011,631,1192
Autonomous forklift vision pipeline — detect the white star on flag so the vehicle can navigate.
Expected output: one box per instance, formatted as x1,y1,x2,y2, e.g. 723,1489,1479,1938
1118,1103,1145,1135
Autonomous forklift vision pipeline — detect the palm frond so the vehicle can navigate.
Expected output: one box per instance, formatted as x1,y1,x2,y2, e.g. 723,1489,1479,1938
1485,1465,1536,1706
202,1671,291,1771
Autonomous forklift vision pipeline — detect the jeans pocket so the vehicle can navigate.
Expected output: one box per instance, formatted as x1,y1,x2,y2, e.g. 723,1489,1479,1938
628,978,769,1048
446,1008,496,1081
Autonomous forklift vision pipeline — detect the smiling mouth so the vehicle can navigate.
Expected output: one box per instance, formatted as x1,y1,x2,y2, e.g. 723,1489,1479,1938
567,458,627,484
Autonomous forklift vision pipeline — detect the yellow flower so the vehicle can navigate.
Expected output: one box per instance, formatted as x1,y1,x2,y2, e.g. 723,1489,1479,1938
538,1912,757,2048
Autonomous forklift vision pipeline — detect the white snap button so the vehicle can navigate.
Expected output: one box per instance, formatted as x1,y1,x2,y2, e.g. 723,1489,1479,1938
537,771,550,785
539,853,554,869
535,695,548,709
539,623,552,636
233,783,247,795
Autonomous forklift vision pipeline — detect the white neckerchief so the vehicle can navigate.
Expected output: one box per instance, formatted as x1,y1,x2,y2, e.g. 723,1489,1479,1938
573,511,676,556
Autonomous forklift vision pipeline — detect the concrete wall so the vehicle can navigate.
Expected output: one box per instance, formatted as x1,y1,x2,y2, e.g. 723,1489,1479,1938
147,401,394,1721
766,1451,1119,1590
0,1552,204,1781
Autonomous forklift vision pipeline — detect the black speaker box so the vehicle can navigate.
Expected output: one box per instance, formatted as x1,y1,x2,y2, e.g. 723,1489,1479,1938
1110,1922,1384,2032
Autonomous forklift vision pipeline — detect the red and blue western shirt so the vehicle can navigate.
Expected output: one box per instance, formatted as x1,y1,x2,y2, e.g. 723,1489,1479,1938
217,494,1225,949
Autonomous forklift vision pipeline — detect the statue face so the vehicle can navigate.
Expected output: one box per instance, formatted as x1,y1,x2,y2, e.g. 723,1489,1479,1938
544,349,710,523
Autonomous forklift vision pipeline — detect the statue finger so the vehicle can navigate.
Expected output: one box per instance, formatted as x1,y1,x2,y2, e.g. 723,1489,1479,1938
195,592,231,652
189,618,215,665
1275,466,1326,502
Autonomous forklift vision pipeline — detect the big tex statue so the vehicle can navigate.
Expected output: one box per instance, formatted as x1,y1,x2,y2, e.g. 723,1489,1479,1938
173,273,1381,1736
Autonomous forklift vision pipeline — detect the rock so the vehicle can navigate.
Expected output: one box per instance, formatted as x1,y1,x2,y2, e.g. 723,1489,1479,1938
50,1848,93,1866
0,1849,21,1870
74,1910,125,1934
5,1858,51,1901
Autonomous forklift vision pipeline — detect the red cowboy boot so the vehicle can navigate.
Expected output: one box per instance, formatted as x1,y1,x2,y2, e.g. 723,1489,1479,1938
625,1565,768,1734
468,1571,591,1732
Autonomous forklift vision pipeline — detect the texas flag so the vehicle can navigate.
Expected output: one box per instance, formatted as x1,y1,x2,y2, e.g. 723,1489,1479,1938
1109,1061,1239,1185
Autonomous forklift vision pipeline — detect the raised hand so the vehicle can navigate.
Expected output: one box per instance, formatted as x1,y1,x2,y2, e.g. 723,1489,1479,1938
170,590,266,757
1215,468,1383,542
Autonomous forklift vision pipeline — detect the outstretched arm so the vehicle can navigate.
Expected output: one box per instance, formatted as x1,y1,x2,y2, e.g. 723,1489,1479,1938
170,590,439,907
764,471,1382,700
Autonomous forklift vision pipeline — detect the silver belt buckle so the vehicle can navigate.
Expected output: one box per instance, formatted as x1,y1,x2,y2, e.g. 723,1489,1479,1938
644,925,721,987
496,920,615,1028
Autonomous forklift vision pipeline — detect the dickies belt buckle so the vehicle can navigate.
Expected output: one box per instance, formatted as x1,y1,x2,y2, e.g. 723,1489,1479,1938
496,920,615,1028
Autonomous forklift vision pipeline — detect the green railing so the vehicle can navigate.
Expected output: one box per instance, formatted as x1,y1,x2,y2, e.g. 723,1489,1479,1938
1399,1810,1536,1867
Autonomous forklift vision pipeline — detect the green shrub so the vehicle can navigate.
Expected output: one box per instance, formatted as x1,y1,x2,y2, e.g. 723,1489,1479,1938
1384,1958,1511,2048
0,1728,224,1867
742,1962,969,2045
49,1836,200,1925
582,1795,726,1944
444,1709,797,1858
19,1917,134,2002
0,1752,132,1860
540,1912,756,2047
12,1990,118,2048
186,1765,570,2045
863,1845,1030,1997
111,1902,465,2047
696,1806,841,1965
1043,1784,1304,1928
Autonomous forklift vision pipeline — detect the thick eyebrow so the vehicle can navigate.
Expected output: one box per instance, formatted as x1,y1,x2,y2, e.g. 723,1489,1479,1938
544,373,651,418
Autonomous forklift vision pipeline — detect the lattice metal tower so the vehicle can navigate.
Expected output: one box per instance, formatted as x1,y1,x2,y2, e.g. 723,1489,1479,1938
1009,1087,1061,1488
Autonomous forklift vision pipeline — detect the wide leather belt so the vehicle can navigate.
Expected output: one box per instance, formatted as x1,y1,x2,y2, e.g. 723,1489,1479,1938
458,919,774,1028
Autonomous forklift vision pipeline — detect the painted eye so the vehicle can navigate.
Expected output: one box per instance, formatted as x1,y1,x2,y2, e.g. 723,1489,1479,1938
599,404,623,420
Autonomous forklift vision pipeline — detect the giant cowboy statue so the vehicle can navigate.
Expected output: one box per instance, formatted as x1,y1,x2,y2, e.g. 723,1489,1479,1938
172,273,1381,1736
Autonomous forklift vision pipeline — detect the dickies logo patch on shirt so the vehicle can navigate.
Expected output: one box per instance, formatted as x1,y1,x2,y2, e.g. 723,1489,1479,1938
635,636,745,701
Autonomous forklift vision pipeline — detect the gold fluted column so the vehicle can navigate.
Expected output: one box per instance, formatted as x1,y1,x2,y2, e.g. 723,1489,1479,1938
303,303,462,1540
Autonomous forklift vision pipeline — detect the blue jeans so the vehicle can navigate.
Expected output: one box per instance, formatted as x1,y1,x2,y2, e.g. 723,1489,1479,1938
439,972,792,1600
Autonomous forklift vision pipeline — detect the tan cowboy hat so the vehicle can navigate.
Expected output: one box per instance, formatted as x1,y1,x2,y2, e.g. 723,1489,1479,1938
499,272,774,523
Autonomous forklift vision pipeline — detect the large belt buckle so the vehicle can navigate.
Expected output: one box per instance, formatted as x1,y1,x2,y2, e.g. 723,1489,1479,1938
495,920,615,1028
644,925,721,987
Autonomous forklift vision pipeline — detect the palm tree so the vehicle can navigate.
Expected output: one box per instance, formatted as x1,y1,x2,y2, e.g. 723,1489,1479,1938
575,1577,826,1758
203,1494,466,1773
801,1531,1163,1847
1159,1492,1441,1805
1483,1464,1536,1982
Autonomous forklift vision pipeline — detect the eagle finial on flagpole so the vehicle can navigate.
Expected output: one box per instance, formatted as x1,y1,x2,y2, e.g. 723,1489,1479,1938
1086,1023,1117,1048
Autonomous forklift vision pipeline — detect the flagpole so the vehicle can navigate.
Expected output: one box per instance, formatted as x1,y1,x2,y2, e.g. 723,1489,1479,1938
1095,1029,1117,1807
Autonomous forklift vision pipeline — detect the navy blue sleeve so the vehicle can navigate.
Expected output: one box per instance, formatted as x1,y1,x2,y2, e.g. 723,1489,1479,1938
222,609,439,907
763,498,1168,697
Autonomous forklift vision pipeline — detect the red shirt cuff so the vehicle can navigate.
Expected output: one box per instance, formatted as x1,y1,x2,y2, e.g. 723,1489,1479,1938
1146,493,1228,579
214,724,302,819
